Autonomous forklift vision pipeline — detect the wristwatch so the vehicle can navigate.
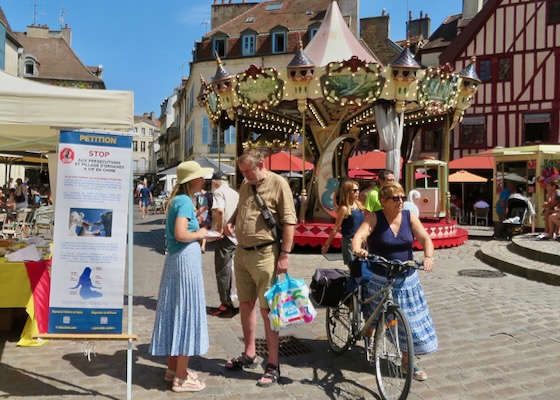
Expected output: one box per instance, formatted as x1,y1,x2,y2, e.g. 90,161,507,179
280,250,291,255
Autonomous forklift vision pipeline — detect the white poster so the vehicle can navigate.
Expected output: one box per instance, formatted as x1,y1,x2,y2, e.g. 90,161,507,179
48,130,132,334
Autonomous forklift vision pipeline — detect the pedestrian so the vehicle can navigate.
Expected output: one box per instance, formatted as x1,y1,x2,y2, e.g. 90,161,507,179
538,181,559,239
149,160,213,393
209,171,240,318
223,148,297,387
321,179,365,269
494,181,513,238
195,183,212,253
352,182,437,381
139,183,153,219
364,169,395,213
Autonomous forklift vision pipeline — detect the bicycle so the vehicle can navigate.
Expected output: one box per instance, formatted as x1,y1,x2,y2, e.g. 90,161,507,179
326,254,423,400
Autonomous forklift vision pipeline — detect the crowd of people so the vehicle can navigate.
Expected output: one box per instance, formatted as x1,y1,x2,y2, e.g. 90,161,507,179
0,176,52,214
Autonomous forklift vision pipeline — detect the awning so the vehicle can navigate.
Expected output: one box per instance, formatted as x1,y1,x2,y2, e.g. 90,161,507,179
449,150,494,170
348,151,403,170
263,151,314,171
0,70,133,152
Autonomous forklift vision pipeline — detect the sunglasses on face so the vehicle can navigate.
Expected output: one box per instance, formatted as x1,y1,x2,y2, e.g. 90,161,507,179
389,195,406,202
352,189,360,193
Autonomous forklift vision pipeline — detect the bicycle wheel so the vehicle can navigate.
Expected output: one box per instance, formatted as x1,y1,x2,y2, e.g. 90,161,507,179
326,295,355,354
374,306,413,400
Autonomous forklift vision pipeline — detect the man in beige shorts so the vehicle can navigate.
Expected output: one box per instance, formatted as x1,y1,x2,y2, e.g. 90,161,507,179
224,148,297,388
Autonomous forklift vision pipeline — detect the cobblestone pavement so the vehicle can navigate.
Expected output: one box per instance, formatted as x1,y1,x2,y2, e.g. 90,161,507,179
1,212,560,399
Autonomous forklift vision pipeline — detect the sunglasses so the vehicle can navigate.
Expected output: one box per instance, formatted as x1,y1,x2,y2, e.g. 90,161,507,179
352,189,360,193
390,195,406,202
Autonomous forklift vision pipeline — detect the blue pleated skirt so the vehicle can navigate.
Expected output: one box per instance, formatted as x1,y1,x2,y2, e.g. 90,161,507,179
149,242,209,356
362,271,438,355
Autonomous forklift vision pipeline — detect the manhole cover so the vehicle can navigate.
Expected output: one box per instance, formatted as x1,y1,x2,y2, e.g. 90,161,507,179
249,335,313,358
458,269,506,278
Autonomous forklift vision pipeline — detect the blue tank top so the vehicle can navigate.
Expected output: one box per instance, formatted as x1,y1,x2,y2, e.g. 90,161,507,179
367,210,414,276
341,208,365,238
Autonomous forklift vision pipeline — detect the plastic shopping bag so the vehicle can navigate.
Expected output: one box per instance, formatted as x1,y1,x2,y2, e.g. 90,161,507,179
264,273,317,332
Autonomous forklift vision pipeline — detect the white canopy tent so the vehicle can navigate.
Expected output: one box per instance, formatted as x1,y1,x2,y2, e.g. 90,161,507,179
0,70,134,151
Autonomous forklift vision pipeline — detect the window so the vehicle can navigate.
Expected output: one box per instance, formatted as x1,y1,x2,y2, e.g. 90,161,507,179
213,37,227,58
25,61,34,75
141,142,146,152
245,17,256,23
266,3,283,11
242,34,256,56
141,127,145,135
497,57,511,81
202,116,212,145
548,0,560,24
478,59,491,82
524,113,550,143
224,126,236,145
460,116,486,146
133,141,138,152
310,28,319,40
272,31,286,53
422,128,441,152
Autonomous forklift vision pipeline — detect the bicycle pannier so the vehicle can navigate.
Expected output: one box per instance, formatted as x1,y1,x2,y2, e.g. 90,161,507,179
310,268,349,307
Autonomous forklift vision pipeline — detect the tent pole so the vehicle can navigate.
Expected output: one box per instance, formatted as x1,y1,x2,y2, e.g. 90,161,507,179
126,146,134,400
300,106,307,223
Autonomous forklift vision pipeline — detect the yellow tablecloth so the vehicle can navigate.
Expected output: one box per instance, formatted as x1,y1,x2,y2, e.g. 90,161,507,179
0,257,50,346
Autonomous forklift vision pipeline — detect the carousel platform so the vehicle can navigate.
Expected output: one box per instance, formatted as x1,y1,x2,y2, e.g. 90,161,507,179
294,218,468,249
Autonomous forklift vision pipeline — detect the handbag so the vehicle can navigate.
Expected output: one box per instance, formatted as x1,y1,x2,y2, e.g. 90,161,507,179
264,273,316,332
310,268,349,307
14,191,26,203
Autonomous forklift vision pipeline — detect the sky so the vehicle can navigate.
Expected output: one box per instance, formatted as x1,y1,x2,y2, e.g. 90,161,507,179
1,0,463,117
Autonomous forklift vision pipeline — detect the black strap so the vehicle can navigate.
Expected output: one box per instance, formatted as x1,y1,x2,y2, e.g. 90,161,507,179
251,184,280,242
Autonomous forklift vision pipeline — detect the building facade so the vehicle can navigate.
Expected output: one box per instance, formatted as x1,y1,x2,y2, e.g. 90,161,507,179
133,113,160,178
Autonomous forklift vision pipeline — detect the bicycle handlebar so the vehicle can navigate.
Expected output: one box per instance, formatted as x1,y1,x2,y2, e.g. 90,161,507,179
360,254,424,270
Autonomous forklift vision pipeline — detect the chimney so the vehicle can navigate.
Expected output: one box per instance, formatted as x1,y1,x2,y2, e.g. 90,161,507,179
462,0,484,20
150,112,155,120
409,11,412,21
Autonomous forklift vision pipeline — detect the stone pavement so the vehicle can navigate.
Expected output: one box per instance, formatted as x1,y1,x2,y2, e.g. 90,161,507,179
1,212,560,399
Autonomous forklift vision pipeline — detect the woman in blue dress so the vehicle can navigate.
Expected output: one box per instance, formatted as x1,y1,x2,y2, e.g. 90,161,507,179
321,180,365,268
149,161,213,393
352,182,437,382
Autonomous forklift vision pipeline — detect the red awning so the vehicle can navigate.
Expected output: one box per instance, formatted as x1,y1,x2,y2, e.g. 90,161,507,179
449,150,494,170
263,151,314,171
348,168,376,179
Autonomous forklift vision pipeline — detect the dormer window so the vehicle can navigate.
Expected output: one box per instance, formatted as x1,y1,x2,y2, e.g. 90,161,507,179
23,56,39,76
242,33,256,56
212,35,228,58
271,29,287,53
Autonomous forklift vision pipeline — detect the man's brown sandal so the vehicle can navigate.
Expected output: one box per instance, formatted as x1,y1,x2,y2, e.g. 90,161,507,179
256,363,280,387
225,353,258,370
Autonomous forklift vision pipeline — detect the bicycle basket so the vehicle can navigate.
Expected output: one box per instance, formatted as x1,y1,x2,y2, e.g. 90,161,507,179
310,268,349,307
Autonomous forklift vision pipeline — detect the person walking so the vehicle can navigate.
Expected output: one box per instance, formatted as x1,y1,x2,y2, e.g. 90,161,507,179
223,148,297,388
139,183,153,219
364,169,395,213
149,160,213,393
321,180,365,269
352,182,438,381
209,171,240,318
14,178,28,209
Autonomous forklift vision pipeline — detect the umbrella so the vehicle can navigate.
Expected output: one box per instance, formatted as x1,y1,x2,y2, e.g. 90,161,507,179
449,150,494,170
348,151,403,170
194,156,236,174
498,172,527,183
263,151,314,171
280,171,303,178
348,168,376,179
448,170,488,216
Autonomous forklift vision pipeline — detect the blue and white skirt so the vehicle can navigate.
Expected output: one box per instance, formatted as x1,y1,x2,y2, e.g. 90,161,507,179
150,241,209,357
362,271,438,355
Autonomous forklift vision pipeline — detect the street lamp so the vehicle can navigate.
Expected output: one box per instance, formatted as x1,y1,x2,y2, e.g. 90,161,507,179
387,43,421,114
210,54,238,121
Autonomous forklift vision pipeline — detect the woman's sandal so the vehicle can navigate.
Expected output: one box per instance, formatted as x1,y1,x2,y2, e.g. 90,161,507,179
225,352,258,370
171,375,206,393
402,363,428,381
256,363,280,388
164,368,198,382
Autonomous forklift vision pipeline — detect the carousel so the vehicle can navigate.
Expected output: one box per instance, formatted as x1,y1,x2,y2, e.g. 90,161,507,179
197,1,480,249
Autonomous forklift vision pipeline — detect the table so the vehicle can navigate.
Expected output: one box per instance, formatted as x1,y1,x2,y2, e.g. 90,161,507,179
0,258,51,346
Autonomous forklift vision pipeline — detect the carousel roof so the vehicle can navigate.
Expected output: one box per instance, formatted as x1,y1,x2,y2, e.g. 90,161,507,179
304,0,381,67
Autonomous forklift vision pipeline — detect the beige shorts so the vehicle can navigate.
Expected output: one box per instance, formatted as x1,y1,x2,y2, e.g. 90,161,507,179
234,244,277,308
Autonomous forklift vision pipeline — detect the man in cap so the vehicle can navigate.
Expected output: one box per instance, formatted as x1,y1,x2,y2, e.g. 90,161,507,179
209,171,240,317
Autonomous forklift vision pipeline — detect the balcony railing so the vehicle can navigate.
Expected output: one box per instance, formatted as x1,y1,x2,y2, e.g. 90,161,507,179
209,146,225,154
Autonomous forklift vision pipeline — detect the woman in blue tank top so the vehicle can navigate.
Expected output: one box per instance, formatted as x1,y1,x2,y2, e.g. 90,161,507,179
322,180,365,268
351,182,437,382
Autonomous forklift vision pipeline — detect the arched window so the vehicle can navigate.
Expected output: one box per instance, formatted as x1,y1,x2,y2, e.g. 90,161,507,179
23,56,39,76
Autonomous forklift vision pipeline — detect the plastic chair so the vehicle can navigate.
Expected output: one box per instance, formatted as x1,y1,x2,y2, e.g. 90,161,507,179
472,207,489,226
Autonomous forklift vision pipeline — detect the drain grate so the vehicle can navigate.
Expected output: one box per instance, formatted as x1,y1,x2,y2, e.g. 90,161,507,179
458,269,506,278
249,335,313,358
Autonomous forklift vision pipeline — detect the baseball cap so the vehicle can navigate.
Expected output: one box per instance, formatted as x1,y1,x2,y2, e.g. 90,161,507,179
212,172,228,181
